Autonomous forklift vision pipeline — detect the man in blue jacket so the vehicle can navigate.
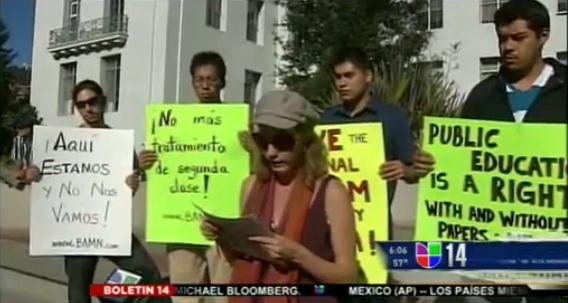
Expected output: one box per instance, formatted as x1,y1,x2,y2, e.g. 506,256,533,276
321,46,435,236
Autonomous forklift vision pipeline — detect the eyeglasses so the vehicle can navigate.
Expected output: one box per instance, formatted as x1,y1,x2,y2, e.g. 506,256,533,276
252,130,297,151
74,96,101,109
192,78,220,85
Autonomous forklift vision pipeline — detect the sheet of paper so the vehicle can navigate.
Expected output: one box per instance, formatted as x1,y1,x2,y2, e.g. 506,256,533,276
196,205,274,261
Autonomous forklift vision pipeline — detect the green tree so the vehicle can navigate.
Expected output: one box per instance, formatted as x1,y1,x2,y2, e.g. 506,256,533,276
276,0,464,138
372,43,464,138
0,19,15,156
0,19,42,157
276,0,430,107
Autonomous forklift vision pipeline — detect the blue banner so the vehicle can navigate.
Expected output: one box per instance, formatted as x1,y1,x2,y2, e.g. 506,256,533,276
376,241,568,270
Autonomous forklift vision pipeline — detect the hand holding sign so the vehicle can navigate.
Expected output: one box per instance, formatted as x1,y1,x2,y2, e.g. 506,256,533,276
412,148,435,177
379,160,405,181
24,165,42,183
138,149,158,171
125,173,140,192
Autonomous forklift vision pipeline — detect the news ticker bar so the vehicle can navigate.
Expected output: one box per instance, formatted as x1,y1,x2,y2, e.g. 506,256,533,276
90,284,568,297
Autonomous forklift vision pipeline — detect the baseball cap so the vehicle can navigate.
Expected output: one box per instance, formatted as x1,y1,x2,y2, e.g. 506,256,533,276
253,90,320,130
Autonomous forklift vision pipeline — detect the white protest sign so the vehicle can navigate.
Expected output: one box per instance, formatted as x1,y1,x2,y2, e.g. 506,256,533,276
30,126,134,256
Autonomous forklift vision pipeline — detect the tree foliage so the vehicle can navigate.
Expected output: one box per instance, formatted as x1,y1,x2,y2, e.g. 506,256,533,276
276,0,431,108
0,19,42,157
275,0,465,137
373,44,465,138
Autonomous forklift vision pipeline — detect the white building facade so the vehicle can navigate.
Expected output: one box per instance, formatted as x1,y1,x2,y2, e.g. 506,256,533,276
418,0,567,93
31,0,279,145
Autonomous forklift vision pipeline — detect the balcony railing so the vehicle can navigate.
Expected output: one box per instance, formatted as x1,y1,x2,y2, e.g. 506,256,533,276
48,15,129,49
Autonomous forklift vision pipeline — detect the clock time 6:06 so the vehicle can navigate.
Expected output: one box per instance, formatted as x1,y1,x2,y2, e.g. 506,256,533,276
389,246,408,255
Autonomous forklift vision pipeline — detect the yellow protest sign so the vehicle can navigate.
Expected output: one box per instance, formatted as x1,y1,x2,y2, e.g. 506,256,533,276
317,123,388,283
415,117,567,241
145,104,250,244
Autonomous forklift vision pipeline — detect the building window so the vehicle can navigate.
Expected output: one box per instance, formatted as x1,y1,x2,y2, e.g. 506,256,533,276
481,0,508,23
101,55,121,112
68,0,80,40
69,0,80,23
246,0,264,42
559,0,568,14
106,0,125,32
206,0,222,29
479,57,500,81
244,70,261,115
558,51,567,65
59,62,77,115
108,0,124,17
417,0,443,30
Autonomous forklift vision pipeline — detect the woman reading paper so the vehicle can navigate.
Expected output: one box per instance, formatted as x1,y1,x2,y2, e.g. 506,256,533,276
201,90,358,303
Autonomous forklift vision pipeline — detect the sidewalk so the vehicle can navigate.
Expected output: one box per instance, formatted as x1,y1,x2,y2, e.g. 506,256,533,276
0,266,100,303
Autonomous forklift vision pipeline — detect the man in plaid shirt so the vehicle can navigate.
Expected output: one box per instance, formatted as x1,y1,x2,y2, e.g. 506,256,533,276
1,118,40,189
10,117,35,167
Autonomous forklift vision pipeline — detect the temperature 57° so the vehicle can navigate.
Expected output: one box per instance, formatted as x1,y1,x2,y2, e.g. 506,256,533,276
392,259,408,268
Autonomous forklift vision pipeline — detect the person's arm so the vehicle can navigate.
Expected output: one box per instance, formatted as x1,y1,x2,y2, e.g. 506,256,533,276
290,178,357,283
137,149,158,179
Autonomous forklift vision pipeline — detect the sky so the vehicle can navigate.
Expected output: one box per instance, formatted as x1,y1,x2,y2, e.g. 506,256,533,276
1,0,35,65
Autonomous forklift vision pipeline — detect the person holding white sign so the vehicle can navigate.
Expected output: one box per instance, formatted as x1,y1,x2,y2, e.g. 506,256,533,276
62,80,167,303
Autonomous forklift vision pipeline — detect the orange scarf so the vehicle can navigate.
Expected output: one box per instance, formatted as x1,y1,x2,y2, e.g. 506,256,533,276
228,177,314,303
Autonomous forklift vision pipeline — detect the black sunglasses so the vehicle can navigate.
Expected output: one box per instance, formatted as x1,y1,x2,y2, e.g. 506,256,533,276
252,129,297,151
74,96,101,109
